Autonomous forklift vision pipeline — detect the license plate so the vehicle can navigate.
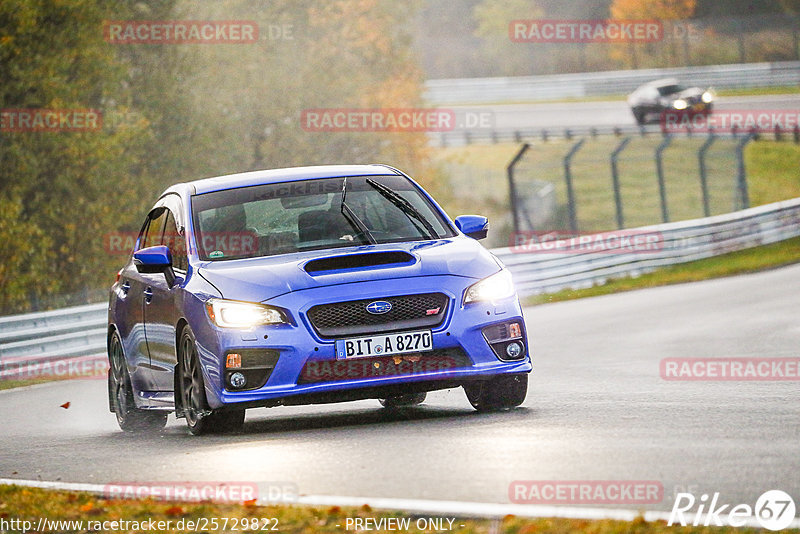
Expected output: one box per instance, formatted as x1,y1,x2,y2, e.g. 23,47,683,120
335,330,433,359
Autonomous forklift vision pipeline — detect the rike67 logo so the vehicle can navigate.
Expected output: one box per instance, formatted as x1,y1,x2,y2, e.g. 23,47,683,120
670,490,797,530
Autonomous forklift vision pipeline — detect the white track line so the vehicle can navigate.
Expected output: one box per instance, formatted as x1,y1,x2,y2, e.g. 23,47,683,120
1,478,798,529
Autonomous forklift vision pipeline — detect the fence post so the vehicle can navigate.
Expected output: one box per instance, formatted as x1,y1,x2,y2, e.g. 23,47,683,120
736,20,746,63
655,135,673,223
563,138,585,234
794,24,800,60
610,137,631,229
735,133,755,210
698,132,716,217
507,143,531,237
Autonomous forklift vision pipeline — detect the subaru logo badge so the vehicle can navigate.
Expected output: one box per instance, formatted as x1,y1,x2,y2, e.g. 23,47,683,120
366,301,392,315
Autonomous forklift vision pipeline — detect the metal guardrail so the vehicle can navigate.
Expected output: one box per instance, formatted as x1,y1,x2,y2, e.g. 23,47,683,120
1,196,799,371
0,303,107,378
495,197,800,296
424,61,800,105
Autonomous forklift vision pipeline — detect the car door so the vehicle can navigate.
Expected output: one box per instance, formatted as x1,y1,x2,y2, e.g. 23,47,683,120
119,208,167,393
143,202,187,391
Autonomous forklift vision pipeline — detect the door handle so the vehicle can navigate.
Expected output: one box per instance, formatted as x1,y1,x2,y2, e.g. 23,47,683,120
144,287,153,303
121,281,130,295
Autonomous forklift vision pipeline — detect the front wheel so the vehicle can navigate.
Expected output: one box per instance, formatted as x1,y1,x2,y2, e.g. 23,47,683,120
108,332,167,432
463,374,528,412
178,326,245,435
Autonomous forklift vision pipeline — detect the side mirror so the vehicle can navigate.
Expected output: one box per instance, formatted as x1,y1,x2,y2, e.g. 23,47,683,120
133,245,175,285
455,215,489,240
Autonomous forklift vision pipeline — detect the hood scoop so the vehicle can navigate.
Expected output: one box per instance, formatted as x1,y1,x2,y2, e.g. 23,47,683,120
304,251,415,274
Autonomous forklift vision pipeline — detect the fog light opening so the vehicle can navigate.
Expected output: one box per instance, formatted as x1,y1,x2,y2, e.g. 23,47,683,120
506,342,522,359
229,372,246,388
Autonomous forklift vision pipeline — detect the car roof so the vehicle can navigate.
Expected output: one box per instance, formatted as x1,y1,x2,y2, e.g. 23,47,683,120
165,164,402,196
642,77,680,88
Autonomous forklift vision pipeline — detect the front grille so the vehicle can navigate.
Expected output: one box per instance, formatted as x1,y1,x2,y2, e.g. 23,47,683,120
307,293,449,338
298,348,471,384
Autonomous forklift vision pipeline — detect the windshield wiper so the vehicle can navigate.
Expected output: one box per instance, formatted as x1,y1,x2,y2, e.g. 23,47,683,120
340,177,376,244
366,178,438,239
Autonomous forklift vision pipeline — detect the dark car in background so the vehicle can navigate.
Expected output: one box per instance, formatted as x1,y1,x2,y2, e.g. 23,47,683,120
628,78,715,125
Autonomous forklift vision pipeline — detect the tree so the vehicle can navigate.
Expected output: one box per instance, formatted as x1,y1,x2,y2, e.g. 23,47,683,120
610,0,696,19
0,0,436,311
473,0,544,76
609,0,697,67
0,0,157,310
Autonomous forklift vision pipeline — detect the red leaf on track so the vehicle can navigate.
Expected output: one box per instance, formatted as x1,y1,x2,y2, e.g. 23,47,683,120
60,402,71,409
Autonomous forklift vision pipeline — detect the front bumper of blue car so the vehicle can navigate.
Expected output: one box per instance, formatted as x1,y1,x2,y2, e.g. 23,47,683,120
190,275,532,410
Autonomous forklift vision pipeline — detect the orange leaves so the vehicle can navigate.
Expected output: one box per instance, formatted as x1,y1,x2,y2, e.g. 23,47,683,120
610,0,697,20
164,505,184,516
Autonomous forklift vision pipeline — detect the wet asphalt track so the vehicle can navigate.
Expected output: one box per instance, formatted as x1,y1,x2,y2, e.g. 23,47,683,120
447,94,800,131
1,263,798,511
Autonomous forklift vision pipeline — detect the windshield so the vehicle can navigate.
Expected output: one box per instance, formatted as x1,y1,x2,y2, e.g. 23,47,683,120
657,84,685,96
191,175,455,260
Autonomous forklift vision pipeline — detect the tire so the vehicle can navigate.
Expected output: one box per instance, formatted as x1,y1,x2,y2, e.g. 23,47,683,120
178,326,245,435
379,392,427,408
108,332,167,432
463,373,528,412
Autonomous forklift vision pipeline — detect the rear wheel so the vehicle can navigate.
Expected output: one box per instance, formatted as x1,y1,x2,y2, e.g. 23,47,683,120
463,374,528,412
379,392,427,408
178,326,245,435
108,332,167,432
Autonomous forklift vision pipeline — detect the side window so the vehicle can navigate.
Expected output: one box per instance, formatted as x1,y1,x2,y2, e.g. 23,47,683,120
163,210,188,271
136,217,151,251
143,208,168,249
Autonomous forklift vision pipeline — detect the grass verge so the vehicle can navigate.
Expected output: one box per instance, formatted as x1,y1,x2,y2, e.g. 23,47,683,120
434,139,800,246
525,236,800,306
0,485,787,533
0,374,91,392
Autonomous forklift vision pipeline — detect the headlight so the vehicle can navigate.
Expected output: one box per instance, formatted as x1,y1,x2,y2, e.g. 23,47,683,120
464,270,516,304
701,91,713,103
205,299,287,328
673,99,688,110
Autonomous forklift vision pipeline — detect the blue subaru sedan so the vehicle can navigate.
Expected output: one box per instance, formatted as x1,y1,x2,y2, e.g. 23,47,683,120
107,165,531,434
